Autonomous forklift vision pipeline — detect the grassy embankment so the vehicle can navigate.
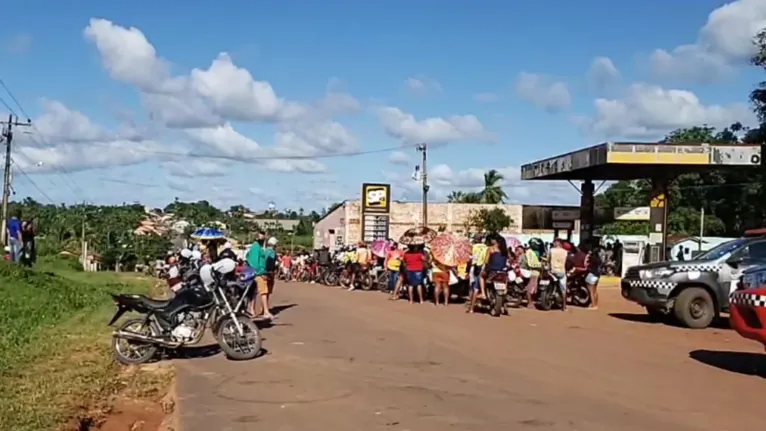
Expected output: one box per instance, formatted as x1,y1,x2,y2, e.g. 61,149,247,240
0,256,172,430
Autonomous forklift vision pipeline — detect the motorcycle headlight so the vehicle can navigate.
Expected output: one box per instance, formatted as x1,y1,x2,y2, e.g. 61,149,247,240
640,268,675,279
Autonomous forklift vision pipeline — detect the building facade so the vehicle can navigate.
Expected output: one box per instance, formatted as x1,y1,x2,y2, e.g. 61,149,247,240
314,200,536,250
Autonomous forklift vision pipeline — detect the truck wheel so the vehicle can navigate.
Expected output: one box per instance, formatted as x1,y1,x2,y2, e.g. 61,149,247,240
673,287,715,329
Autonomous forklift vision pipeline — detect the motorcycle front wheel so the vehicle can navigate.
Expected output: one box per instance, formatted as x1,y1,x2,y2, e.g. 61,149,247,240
112,318,159,365
215,315,263,361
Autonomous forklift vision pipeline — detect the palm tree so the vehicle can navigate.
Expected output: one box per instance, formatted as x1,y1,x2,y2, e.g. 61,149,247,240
479,169,507,204
447,191,482,203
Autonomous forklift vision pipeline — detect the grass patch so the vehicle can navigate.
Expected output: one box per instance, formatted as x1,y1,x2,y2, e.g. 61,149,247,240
0,258,172,431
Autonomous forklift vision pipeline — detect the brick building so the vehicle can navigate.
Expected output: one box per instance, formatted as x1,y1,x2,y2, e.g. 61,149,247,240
313,200,579,250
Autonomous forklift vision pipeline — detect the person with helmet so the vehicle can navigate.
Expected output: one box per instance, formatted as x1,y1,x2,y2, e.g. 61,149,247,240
219,241,237,261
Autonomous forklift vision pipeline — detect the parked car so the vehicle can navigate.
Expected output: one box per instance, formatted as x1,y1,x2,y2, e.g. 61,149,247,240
621,237,766,329
729,265,766,350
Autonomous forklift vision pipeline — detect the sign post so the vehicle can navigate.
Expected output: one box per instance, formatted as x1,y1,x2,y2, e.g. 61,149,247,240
361,183,392,243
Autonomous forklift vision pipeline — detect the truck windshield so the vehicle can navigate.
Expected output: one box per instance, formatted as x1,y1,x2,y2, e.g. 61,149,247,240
695,239,745,261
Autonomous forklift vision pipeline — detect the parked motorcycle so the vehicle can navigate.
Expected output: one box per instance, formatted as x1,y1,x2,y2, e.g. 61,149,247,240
505,267,527,308
536,263,563,311
486,271,509,317
109,258,262,365
567,272,592,307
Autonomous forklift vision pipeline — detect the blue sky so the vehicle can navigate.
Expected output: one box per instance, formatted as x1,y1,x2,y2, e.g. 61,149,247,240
1,0,763,212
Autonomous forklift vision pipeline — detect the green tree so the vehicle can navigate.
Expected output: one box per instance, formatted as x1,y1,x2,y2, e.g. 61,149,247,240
466,208,513,234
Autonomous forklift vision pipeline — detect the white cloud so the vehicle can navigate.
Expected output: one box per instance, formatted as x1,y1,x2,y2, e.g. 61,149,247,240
384,164,578,205
377,106,491,144
405,75,442,95
82,18,359,174
587,57,620,89
163,160,227,178
388,151,411,166
649,0,766,81
515,72,571,112
11,100,167,173
578,83,753,138
473,92,500,103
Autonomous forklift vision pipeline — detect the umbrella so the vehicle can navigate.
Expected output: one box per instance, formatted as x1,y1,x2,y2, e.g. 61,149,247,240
370,239,389,258
399,226,437,245
503,235,522,250
191,227,225,240
430,232,472,267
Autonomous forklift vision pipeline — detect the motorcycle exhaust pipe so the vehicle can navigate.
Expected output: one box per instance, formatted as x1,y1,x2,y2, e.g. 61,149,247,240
112,330,181,348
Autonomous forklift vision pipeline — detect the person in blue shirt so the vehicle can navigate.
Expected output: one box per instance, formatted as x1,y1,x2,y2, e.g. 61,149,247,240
6,210,23,264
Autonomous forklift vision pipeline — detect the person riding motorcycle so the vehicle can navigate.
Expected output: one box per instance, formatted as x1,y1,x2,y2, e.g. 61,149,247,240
349,242,371,291
219,242,237,261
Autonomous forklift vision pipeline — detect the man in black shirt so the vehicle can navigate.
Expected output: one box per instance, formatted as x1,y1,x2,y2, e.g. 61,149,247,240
317,246,331,266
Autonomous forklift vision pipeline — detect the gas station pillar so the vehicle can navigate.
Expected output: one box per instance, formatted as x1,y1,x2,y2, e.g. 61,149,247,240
579,179,594,247
648,179,669,262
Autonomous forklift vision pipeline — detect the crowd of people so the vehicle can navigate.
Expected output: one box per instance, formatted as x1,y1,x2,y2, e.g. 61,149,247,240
277,233,605,312
157,229,607,330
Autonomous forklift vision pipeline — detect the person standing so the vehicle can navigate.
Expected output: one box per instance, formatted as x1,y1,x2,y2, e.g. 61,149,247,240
20,218,36,267
432,258,451,306
402,244,426,304
585,244,601,310
246,231,270,318
385,242,403,294
470,233,488,297
6,210,22,264
262,237,278,317
549,239,569,311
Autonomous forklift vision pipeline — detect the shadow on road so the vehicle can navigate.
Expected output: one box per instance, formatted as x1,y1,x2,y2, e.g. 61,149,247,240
170,343,222,360
608,313,730,329
271,303,297,316
689,349,766,378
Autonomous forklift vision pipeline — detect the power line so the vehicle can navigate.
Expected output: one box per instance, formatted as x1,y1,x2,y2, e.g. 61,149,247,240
10,156,55,204
0,78,88,201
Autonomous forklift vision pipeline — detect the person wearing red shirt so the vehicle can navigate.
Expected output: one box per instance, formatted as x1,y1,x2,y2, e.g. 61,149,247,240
402,244,426,304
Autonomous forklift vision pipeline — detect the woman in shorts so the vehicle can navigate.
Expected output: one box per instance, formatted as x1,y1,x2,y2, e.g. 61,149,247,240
402,244,426,304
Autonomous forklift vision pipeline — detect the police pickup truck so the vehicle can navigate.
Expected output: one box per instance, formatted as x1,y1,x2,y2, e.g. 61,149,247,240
621,237,766,329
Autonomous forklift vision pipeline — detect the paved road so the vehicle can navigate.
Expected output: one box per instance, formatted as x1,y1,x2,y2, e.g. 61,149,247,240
176,282,765,431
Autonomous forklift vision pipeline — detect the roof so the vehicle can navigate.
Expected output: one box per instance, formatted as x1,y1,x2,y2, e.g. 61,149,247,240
314,200,348,225
521,142,761,181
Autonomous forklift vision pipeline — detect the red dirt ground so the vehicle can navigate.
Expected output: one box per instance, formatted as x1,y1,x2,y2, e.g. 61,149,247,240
149,282,765,430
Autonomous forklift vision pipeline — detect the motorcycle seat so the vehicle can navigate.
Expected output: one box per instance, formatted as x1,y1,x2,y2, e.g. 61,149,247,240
134,295,174,309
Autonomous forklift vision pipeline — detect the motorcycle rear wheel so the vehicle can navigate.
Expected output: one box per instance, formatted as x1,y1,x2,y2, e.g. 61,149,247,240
325,272,340,286
488,290,503,317
112,318,159,365
570,286,591,307
537,290,553,311
216,315,263,361
360,274,373,291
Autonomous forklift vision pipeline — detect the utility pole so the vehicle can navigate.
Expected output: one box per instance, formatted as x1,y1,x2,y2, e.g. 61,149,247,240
1,114,31,244
416,143,429,227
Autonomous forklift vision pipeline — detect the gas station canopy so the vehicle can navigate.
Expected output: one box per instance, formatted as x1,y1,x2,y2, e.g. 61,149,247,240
521,142,762,181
